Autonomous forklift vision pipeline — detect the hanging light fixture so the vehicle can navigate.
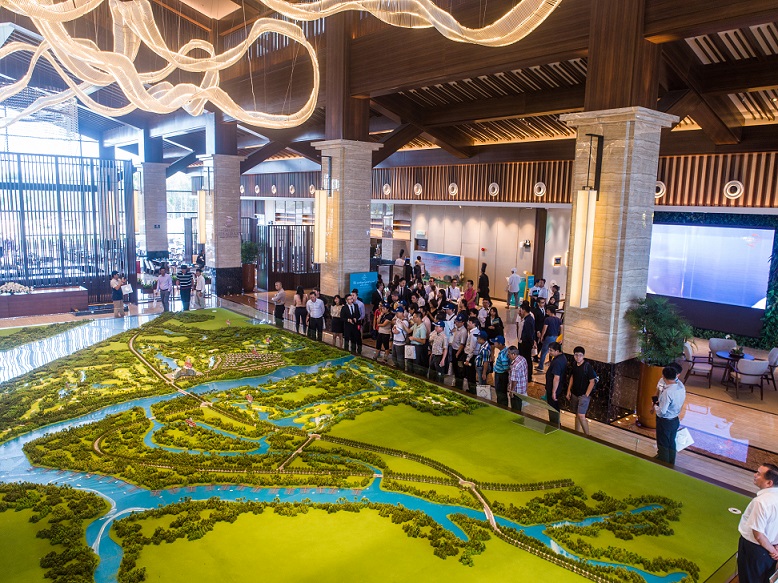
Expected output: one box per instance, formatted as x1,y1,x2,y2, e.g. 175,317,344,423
0,0,562,127
568,134,603,310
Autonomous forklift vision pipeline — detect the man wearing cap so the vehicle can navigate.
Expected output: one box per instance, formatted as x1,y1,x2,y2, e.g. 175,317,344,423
176,265,193,311
507,269,521,308
343,294,361,353
463,317,480,393
428,321,449,382
492,336,510,407
391,307,409,369
450,315,469,390
110,271,126,318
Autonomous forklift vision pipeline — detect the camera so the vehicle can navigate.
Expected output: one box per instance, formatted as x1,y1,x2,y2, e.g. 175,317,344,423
651,396,659,405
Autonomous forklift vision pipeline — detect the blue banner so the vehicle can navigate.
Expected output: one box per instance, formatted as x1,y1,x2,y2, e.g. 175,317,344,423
349,271,378,301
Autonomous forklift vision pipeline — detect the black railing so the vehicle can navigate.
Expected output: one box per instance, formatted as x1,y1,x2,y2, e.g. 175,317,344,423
258,224,319,291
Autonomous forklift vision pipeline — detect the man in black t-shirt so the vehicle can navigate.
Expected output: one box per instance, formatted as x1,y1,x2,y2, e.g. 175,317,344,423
566,346,597,436
545,341,566,425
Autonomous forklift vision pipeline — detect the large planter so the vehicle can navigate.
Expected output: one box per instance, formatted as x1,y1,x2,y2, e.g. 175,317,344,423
637,362,664,429
242,263,256,293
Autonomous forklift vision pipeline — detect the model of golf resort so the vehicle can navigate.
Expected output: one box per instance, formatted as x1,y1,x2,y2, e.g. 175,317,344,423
0,309,748,583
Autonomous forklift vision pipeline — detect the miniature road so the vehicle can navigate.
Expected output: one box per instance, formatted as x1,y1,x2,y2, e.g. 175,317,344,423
278,435,316,471
128,333,177,388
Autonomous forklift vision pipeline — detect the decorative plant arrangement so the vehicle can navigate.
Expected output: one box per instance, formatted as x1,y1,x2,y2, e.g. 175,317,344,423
0,282,32,294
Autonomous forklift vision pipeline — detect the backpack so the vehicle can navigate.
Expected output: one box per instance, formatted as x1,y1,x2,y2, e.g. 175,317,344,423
586,362,600,392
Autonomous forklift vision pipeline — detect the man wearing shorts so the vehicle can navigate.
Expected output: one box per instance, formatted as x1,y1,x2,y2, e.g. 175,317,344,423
566,345,597,436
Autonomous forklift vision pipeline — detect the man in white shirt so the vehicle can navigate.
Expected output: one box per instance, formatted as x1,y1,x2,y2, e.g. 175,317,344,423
651,366,686,465
530,278,550,305
737,463,778,583
156,267,173,312
192,268,206,310
507,269,521,308
447,279,461,301
270,281,286,326
306,291,325,341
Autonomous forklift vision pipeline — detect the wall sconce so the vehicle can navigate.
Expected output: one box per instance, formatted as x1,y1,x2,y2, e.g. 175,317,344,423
197,189,207,245
569,133,603,309
314,156,332,264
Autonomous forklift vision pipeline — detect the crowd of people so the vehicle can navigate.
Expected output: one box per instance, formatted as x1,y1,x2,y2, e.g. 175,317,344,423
266,262,596,431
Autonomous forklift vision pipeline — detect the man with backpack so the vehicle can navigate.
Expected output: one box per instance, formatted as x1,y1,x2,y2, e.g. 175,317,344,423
566,346,598,436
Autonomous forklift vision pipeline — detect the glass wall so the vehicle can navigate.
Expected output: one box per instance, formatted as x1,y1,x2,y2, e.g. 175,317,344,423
0,153,135,303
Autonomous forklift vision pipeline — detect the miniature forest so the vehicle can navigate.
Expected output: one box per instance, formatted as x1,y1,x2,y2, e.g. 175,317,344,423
0,309,747,583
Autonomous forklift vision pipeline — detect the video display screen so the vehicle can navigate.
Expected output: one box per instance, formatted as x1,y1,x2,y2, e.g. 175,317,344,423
647,224,774,309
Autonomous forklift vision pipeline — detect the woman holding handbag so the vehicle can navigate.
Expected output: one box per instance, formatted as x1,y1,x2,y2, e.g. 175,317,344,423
408,311,428,375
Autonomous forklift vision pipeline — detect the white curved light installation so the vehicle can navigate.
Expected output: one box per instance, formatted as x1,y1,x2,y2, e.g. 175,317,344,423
0,0,563,128
260,0,563,47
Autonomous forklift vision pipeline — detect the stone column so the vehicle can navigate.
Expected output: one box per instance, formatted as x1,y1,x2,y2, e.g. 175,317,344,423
199,155,243,296
559,107,677,422
313,139,382,296
137,162,169,260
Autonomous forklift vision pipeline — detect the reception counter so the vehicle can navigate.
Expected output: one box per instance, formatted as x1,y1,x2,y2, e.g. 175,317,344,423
0,286,89,318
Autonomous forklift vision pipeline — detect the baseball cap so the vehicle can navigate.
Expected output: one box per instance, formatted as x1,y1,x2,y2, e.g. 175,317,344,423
395,306,405,313
455,313,466,322
111,270,119,276
444,302,456,310
434,321,445,328
494,335,506,345
478,330,489,339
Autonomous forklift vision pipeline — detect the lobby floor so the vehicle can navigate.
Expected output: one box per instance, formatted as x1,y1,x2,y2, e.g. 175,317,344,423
0,289,768,495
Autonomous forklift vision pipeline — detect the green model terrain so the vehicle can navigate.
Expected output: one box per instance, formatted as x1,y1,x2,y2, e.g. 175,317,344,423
0,309,748,583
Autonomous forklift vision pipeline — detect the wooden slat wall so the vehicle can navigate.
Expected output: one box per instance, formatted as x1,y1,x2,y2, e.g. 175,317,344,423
656,152,778,208
243,152,777,208
373,162,572,203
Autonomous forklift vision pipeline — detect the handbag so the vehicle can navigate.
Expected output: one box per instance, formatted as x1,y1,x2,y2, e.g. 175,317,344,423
675,427,694,452
121,284,133,295
404,344,417,360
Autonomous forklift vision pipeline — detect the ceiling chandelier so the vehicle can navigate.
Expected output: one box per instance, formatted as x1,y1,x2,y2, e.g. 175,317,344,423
0,0,562,129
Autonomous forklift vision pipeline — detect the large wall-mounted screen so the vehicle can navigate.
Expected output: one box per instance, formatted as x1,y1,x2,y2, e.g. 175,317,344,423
647,224,774,309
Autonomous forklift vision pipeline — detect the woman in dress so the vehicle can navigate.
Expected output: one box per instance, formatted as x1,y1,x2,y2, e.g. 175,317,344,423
485,306,504,340
330,294,344,348
293,286,307,334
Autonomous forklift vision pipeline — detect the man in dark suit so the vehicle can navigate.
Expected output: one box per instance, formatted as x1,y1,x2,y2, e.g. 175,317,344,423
531,297,547,362
518,302,536,382
396,278,412,305
342,294,361,354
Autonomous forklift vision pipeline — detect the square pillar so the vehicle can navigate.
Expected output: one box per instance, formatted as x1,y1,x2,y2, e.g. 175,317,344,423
199,154,243,296
137,162,169,260
313,139,382,296
560,107,677,365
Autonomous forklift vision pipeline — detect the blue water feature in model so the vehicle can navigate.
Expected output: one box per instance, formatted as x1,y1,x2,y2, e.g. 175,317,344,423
154,352,180,371
0,355,687,583
0,314,158,383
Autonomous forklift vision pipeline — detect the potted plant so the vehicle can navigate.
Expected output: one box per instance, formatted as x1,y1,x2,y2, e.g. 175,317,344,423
241,240,260,293
140,281,156,295
625,296,692,428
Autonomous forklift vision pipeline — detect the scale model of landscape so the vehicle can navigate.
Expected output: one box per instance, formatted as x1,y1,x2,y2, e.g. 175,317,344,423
0,309,747,583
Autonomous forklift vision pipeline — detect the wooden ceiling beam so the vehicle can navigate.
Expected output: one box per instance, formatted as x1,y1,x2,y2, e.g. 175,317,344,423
371,96,472,159
240,141,290,174
644,0,778,43
286,141,321,164
663,42,743,145
421,86,585,128
166,152,198,178
696,57,778,95
372,123,423,166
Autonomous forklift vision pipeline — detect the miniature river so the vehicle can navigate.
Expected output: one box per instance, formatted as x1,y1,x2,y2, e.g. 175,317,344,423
0,315,159,383
0,356,687,583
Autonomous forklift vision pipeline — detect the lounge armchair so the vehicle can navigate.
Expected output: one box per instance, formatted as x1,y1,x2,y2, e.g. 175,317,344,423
682,342,712,388
730,359,769,400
